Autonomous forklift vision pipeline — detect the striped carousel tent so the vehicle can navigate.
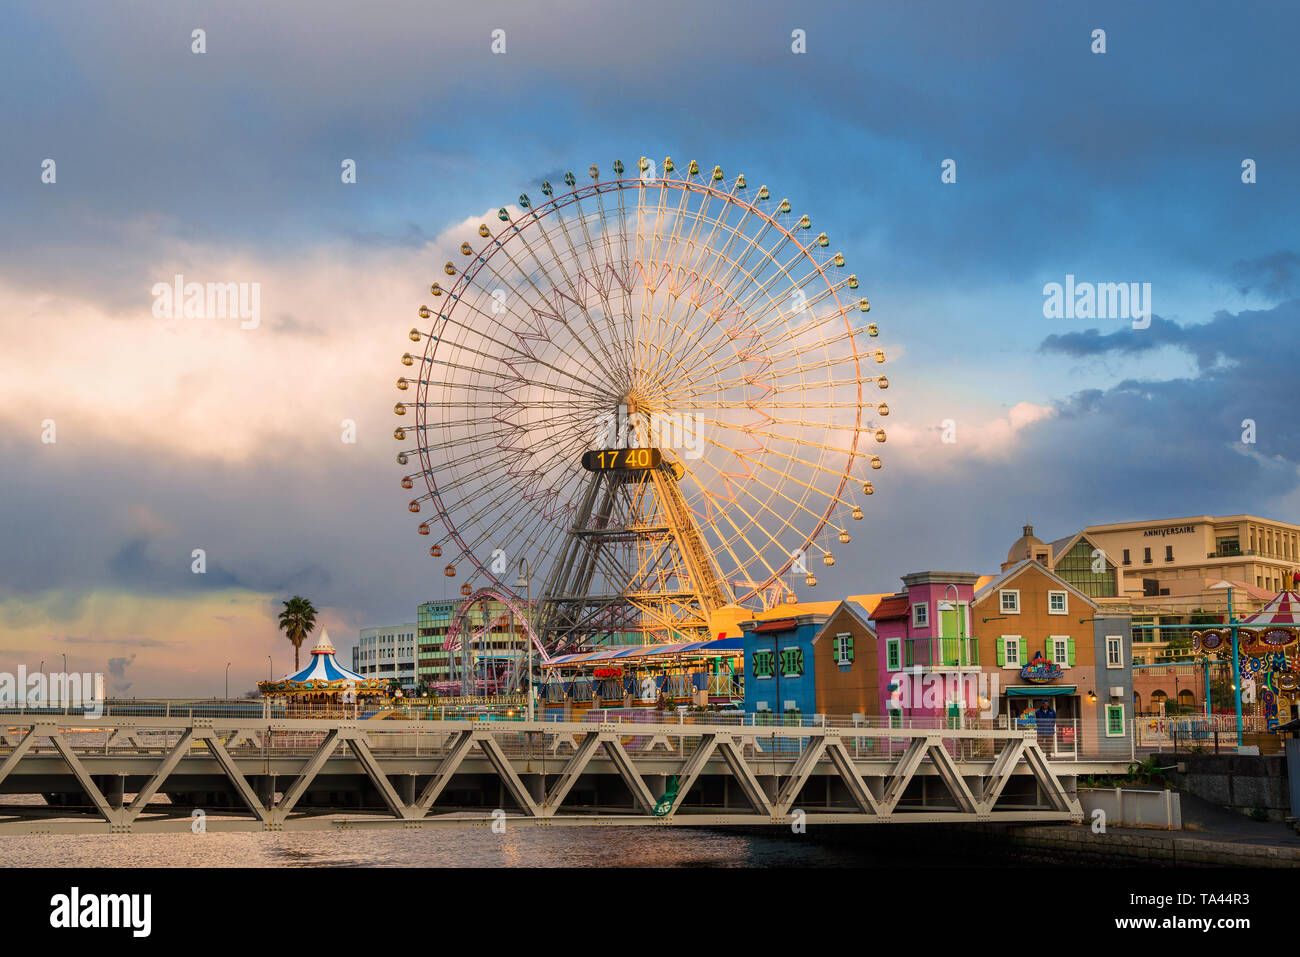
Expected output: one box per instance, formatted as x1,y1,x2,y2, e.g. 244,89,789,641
258,630,388,699
1240,580,1300,626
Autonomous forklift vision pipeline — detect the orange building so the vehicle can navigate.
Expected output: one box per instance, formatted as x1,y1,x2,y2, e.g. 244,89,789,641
812,595,888,717
972,560,1133,755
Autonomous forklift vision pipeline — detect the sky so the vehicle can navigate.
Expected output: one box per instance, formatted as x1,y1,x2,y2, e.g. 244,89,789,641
1,0,1298,696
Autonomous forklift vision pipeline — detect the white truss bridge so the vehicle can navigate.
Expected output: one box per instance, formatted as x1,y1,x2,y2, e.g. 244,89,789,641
0,714,1117,834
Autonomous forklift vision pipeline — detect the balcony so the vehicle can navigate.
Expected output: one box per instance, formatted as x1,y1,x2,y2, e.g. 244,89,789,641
903,636,979,668
1206,548,1249,559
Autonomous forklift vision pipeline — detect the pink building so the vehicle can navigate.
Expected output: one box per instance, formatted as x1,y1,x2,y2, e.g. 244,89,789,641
869,571,987,725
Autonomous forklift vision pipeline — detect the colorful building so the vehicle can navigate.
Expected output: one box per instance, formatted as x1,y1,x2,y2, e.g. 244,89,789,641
971,560,1133,753
739,612,830,720
869,572,987,725
812,595,888,717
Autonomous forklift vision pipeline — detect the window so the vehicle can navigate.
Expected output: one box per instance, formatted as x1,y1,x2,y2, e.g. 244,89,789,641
998,635,1022,668
1143,547,1152,564
751,650,775,679
832,632,854,665
1106,635,1123,668
1105,704,1125,737
1047,590,1068,615
1053,541,1118,598
780,647,804,678
999,590,1020,614
886,638,901,671
1164,544,1174,562
912,602,929,628
1049,636,1075,668
889,711,903,730
1122,548,1131,565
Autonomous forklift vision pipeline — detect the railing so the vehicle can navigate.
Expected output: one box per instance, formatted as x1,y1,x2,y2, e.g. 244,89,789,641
11,700,1251,762
903,637,979,668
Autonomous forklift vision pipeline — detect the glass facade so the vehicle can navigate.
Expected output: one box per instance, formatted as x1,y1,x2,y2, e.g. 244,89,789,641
1053,540,1118,598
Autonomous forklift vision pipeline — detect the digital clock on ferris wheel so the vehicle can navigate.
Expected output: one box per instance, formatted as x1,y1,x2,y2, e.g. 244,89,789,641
581,448,664,472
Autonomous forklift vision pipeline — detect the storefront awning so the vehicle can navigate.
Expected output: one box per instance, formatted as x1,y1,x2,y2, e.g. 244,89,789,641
1006,685,1077,697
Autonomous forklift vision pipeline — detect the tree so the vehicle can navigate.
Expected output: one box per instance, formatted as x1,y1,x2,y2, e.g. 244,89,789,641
277,596,319,671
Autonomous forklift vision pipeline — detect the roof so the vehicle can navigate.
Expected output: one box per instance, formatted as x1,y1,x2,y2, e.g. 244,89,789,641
1206,579,1278,602
1240,590,1300,625
281,630,369,684
847,592,892,617
973,559,1099,609
813,598,879,643
1006,524,1046,564
1047,533,1079,558
869,594,910,621
543,635,743,668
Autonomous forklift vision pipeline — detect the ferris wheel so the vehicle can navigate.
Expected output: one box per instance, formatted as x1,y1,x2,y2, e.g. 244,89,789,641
396,157,888,652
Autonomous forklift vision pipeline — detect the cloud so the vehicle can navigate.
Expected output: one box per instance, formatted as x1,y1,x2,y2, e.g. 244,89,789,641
106,654,135,696
1232,251,1300,299
885,400,1057,463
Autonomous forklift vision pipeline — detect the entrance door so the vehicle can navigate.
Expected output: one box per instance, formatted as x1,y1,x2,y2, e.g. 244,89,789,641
939,605,965,665
1052,695,1078,758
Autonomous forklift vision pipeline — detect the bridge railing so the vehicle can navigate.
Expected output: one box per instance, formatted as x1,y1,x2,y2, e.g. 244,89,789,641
0,703,1159,762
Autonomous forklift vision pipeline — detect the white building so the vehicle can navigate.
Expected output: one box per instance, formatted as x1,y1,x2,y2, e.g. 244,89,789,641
353,623,418,692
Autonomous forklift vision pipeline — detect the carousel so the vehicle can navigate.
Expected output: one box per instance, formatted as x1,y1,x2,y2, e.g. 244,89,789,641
1193,572,1300,730
258,630,389,714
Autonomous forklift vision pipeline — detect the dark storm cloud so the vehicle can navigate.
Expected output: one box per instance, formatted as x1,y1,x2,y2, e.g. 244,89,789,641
1232,252,1300,299
1041,299,1300,374
1039,316,1184,359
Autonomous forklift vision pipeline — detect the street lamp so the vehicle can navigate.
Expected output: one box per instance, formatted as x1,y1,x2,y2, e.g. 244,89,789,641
516,557,533,721
61,653,68,714
267,655,273,680
937,584,964,727
225,661,232,699
937,583,966,662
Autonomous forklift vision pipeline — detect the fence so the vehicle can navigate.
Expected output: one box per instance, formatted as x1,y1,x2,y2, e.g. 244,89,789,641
15,699,1283,760
1077,787,1182,829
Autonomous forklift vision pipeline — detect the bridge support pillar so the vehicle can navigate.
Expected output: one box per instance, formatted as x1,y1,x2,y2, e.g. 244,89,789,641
527,774,545,804
402,773,417,806
259,774,276,809
106,774,125,809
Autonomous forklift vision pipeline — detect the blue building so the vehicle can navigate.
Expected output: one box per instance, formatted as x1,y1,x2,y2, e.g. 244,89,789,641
739,613,831,719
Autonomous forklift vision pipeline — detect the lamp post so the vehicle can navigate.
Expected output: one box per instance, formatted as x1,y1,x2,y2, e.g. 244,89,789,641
62,653,68,714
937,584,965,726
225,661,232,699
1228,587,1244,747
267,655,273,681
516,557,533,721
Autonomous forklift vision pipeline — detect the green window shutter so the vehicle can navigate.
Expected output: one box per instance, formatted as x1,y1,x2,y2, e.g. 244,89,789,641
1046,642,1056,664
996,639,1006,667
1019,637,1028,663
831,636,840,660
845,636,854,661
1106,705,1124,736
1067,637,1076,667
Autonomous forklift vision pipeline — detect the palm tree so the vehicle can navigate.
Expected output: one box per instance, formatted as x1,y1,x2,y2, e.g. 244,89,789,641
277,596,319,671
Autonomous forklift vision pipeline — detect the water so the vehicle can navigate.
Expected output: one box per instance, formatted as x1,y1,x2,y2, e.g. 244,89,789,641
0,825,922,867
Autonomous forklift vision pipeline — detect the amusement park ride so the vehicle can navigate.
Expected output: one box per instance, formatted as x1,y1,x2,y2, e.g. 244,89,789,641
396,157,888,695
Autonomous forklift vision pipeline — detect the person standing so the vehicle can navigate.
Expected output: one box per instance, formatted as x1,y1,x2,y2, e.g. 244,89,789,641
1035,699,1056,751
